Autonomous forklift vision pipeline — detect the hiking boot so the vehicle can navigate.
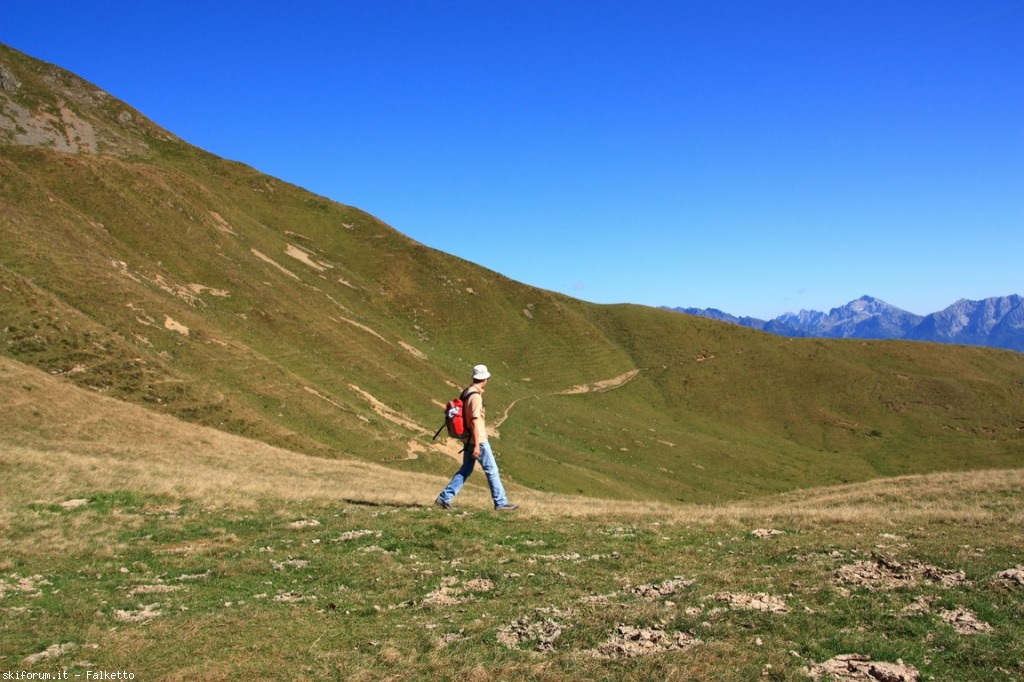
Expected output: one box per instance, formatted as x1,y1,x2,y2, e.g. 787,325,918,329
495,503,519,512
434,497,454,511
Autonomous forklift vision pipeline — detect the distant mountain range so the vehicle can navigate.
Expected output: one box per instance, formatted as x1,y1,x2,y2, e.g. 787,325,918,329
666,295,1024,352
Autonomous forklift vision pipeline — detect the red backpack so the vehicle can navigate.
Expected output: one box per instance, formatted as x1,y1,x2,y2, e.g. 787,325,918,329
433,389,479,441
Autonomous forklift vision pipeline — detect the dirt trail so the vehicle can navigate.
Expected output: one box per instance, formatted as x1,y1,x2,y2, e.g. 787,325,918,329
366,369,643,462
553,370,640,396
492,369,640,431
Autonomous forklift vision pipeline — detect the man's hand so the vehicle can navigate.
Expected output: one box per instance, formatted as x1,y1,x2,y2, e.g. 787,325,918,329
472,444,481,459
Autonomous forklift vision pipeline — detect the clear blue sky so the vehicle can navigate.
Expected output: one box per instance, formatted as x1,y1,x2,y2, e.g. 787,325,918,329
5,1,1023,319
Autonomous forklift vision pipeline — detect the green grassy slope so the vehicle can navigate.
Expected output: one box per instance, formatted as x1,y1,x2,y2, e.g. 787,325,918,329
2,43,1022,504
1,357,1022,681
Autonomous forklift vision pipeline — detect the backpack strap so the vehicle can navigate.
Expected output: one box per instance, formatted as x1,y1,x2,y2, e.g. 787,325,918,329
460,387,481,440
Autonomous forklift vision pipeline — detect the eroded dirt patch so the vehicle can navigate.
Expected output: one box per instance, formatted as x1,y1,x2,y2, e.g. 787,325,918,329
113,602,163,623
22,642,94,665
939,607,994,635
628,576,696,600
127,584,183,597
995,566,1024,587
805,654,920,681
834,554,969,592
332,529,381,542
420,576,494,608
751,528,786,538
590,624,702,659
497,610,570,652
0,574,51,599
711,591,789,613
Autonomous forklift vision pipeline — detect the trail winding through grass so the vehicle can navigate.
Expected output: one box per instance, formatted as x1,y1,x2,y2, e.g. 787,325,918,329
493,369,640,430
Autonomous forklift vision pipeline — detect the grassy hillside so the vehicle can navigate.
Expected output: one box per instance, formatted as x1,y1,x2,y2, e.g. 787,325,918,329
2,355,1022,681
2,42,1023,507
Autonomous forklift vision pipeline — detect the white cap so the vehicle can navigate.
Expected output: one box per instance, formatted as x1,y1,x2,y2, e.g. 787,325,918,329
472,364,491,381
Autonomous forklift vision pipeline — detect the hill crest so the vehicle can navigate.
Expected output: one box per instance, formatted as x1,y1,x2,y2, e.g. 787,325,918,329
3,42,1023,504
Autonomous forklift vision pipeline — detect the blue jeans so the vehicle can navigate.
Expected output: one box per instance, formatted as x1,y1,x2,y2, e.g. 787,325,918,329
437,441,509,508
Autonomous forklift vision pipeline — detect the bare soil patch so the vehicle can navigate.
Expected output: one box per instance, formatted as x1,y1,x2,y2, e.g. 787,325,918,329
0,574,51,599
805,654,920,681
497,611,568,652
711,591,789,613
628,576,695,599
834,554,969,592
23,642,88,665
939,607,994,635
590,624,702,659
995,566,1024,586
751,528,785,538
113,602,163,623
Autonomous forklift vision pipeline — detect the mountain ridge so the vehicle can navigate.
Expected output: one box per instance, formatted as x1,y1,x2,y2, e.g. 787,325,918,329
3,42,1024,505
669,294,1024,352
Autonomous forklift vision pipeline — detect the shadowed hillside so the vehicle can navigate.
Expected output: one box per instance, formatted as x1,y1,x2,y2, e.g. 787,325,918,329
2,42,1023,504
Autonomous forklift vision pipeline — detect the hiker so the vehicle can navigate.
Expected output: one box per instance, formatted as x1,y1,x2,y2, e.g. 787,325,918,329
435,364,519,512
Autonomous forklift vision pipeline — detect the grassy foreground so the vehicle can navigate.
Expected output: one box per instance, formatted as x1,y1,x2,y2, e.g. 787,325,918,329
2,358,1023,681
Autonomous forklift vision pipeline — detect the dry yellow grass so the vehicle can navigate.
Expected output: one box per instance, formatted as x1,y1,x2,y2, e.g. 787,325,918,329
3,354,1022,527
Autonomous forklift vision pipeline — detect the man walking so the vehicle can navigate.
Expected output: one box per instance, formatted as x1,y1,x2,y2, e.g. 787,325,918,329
435,364,519,511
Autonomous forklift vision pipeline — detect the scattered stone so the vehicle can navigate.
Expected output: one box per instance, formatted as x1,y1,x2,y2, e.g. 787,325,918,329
287,519,321,530
939,607,994,635
751,529,785,538
60,499,91,510
711,591,789,613
805,654,920,681
591,624,702,659
0,65,21,91
629,576,696,599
